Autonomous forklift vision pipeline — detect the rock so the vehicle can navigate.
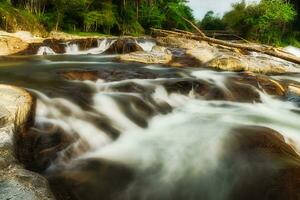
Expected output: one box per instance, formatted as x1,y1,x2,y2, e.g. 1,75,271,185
224,126,300,200
288,84,300,96
156,36,209,49
162,79,261,103
58,70,99,81
287,84,300,105
119,51,172,64
58,68,160,82
230,73,287,96
0,85,55,199
186,47,217,64
104,38,143,54
0,36,28,55
47,159,134,200
151,45,169,53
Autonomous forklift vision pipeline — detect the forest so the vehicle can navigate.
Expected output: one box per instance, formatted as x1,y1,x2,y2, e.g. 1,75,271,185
0,0,194,36
199,0,300,46
0,0,299,46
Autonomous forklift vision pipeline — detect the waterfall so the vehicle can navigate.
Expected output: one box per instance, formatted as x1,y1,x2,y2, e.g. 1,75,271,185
136,39,156,52
65,42,80,54
36,46,56,55
64,39,115,55
84,39,115,54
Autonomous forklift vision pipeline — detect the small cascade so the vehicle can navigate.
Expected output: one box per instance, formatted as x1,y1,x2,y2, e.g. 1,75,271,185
283,46,300,57
36,46,56,55
64,39,115,55
84,39,116,54
136,39,156,52
65,42,80,54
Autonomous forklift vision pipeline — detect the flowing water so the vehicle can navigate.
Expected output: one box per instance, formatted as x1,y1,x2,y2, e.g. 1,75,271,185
1,43,300,200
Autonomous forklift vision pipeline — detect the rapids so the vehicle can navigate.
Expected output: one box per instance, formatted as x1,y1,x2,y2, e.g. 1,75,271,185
1,44,300,200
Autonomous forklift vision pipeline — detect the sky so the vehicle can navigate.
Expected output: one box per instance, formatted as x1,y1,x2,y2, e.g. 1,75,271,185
187,0,260,20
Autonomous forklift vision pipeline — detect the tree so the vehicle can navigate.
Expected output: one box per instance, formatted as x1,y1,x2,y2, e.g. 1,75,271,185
223,0,297,44
200,11,226,30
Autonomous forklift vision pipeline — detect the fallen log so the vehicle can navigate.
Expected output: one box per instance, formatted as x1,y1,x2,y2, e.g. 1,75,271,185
151,27,300,65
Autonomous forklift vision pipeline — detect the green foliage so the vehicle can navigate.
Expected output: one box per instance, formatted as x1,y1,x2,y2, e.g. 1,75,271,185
0,1,46,36
200,11,226,30
223,0,297,45
83,3,118,34
0,0,196,36
139,4,165,30
118,6,144,36
164,2,194,30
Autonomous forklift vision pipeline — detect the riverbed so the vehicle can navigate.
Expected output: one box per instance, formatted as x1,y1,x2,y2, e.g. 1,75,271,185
1,40,300,200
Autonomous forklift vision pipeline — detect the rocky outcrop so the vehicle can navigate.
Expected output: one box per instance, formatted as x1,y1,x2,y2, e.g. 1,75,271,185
0,35,29,55
0,85,55,200
120,36,300,74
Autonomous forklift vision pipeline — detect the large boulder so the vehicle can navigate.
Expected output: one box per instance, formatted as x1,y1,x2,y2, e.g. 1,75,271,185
0,85,55,200
0,35,28,55
104,38,143,54
224,126,300,200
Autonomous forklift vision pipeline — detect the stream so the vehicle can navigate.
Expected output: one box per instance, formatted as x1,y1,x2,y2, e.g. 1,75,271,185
0,41,300,200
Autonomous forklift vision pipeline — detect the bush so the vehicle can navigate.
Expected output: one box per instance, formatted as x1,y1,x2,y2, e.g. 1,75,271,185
0,2,47,36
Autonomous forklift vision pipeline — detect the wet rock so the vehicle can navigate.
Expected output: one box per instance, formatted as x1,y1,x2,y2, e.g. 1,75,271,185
47,159,134,200
20,125,77,172
58,68,159,82
288,84,300,96
224,126,300,200
287,84,300,105
230,73,287,96
104,39,143,54
58,70,99,81
162,79,261,103
0,84,55,199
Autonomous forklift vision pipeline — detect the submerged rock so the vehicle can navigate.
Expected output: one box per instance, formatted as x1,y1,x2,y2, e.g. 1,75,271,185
58,70,99,81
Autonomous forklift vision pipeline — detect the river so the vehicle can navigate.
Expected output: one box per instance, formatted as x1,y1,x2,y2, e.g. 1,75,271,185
0,41,300,200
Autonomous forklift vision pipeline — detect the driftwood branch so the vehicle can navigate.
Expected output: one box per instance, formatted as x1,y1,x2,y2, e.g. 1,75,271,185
151,22,300,65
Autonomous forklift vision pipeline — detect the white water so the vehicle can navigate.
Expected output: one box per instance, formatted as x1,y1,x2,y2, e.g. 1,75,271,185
283,46,300,57
37,39,155,56
29,70,300,199
136,40,156,52
64,39,115,55
33,73,300,161
37,46,56,55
